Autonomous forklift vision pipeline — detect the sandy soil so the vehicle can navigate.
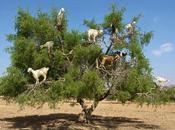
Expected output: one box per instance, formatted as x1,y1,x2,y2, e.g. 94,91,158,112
0,99,175,130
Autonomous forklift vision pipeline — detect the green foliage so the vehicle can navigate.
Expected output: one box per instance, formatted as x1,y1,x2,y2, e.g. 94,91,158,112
103,3,125,32
117,91,131,103
15,8,35,38
53,50,65,68
74,44,102,65
140,31,153,46
128,38,152,73
83,18,101,29
64,30,82,51
80,70,104,99
135,88,175,106
0,67,27,98
124,68,154,96
33,50,50,68
63,66,83,98
166,87,175,102
17,87,48,107
9,37,36,72
1,4,172,109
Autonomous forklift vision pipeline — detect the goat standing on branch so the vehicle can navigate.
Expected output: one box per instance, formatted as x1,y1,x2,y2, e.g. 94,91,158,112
27,67,49,85
96,51,127,68
87,29,103,43
55,8,65,31
110,23,124,44
110,23,118,42
111,23,118,35
154,76,168,83
153,76,168,89
40,41,54,54
125,20,136,35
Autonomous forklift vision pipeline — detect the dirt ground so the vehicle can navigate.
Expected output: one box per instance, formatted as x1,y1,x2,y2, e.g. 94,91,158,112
0,99,175,130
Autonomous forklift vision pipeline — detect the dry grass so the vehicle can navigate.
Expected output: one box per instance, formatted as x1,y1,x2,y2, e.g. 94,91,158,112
0,99,175,130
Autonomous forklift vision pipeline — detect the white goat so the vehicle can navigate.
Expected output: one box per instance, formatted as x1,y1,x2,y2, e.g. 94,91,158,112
153,76,169,90
125,21,136,35
154,76,168,83
56,8,65,30
40,41,54,54
87,29,103,42
27,67,49,85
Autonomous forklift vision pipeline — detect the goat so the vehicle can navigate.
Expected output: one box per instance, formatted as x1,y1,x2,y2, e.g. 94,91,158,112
110,23,119,43
40,41,54,54
153,76,169,90
154,76,168,83
87,29,103,42
27,67,49,85
125,21,136,35
110,23,125,44
96,51,127,68
55,8,65,30
111,23,118,35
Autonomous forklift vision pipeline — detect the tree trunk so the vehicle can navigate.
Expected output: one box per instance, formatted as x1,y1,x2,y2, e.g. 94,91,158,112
77,98,99,123
105,35,114,55
77,89,111,123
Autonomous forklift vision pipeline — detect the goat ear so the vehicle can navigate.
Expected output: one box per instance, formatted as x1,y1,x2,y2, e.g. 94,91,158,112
122,52,127,57
116,51,120,55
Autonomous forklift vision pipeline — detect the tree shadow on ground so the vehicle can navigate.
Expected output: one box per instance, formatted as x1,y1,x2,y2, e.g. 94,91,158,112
0,113,160,130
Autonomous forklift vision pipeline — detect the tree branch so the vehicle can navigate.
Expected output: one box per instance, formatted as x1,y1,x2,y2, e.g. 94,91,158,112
62,49,73,64
99,89,111,101
77,98,87,109
105,41,113,55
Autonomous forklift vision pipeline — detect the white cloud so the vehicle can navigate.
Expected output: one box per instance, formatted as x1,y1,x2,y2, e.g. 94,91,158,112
152,50,162,56
152,43,174,56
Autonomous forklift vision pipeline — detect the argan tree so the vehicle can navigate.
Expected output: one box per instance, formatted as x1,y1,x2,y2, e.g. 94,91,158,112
0,4,172,122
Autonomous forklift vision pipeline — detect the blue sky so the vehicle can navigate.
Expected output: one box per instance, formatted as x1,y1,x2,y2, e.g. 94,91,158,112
0,0,175,84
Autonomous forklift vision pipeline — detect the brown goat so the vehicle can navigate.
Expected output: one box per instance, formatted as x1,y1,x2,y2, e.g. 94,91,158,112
96,52,127,68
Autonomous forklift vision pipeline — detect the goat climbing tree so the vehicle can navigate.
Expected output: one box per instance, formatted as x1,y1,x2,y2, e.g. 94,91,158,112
0,4,174,122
